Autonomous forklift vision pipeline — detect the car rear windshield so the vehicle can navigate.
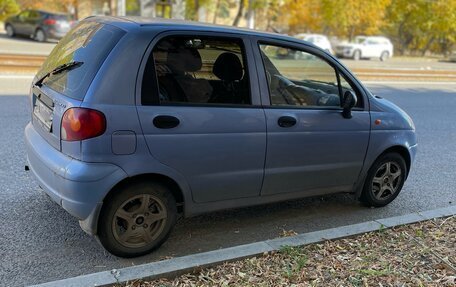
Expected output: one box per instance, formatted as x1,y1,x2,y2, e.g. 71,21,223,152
36,21,125,100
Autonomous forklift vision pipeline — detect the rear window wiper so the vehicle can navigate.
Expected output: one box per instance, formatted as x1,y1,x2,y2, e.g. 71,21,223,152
34,61,84,87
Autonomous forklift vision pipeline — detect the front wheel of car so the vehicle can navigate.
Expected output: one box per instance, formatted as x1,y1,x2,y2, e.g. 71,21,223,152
360,153,407,207
380,51,390,61
34,29,47,42
5,24,15,37
98,182,177,258
353,50,361,61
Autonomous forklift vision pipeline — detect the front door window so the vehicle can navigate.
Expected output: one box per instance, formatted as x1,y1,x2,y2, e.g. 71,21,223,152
259,44,362,109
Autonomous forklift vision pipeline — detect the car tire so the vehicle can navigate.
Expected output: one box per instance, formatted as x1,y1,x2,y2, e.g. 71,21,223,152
5,24,15,37
34,29,47,42
360,153,407,207
380,51,390,62
353,50,361,61
98,181,177,258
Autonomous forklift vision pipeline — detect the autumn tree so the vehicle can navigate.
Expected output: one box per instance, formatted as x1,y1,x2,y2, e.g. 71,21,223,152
16,0,76,13
384,0,456,55
282,0,323,34
0,0,20,21
320,0,391,40
185,0,213,21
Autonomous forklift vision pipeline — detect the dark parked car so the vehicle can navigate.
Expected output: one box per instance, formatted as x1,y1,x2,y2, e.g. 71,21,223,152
4,9,74,42
25,16,417,258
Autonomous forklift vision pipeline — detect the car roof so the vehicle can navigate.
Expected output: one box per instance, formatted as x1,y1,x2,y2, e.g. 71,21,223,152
87,16,307,44
30,9,70,16
295,33,327,38
356,35,389,40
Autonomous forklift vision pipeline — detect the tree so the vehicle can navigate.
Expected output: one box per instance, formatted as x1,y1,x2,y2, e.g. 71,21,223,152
232,0,245,26
279,0,391,38
0,0,20,21
281,0,323,34
320,0,391,40
384,0,456,55
213,0,232,23
16,0,76,13
126,0,140,16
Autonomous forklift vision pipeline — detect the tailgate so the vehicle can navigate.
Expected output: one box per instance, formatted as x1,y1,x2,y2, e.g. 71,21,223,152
30,85,81,151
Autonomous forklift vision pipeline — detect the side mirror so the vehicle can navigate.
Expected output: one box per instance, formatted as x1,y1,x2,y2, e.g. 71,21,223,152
342,91,357,119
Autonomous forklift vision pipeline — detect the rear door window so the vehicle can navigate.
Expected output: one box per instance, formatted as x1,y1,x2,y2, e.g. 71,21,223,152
142,35,251,105
36,21,125,100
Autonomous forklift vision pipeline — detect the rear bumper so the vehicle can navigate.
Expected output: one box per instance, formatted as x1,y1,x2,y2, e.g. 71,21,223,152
25,122,127,224
42,26,69,39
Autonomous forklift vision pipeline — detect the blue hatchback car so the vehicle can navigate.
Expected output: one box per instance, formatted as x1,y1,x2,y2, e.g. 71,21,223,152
25,16,417,257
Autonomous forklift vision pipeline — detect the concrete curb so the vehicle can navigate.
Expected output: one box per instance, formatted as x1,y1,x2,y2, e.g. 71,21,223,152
30,205,456,287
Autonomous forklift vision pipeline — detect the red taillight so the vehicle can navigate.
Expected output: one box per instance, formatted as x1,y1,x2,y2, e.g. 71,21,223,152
44,19,57,25
61,108,106,141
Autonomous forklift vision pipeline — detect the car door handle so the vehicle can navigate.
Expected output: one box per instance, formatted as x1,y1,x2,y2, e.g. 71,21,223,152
278,116,297,128
153,115,180,129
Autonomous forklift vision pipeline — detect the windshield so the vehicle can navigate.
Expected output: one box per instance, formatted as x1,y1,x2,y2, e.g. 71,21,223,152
355,37,366,44
36,21,125,100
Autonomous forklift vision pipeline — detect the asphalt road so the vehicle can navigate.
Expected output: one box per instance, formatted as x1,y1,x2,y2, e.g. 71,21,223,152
0,80,455,287
0,33,56,56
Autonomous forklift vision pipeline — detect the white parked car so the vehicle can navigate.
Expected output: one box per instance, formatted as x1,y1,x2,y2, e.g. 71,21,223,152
294,33,333,54
335,36,393,61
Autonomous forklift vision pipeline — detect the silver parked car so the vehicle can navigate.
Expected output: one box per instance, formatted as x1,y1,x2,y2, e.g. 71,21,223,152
25,17,417,257
4,9,75,42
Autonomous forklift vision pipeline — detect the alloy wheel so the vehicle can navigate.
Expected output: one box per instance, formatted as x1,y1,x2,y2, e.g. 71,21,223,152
371,161,402,201
35,30,45,42
112,194,168,249
6,25,14,37
353,50,361,61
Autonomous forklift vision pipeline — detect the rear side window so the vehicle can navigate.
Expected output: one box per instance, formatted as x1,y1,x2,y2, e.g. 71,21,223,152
36,21,125,100
142,36,251,105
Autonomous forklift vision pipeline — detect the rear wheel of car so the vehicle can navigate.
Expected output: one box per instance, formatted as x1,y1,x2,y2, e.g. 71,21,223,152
353,50,361,61
360,153,407,207
5,24,15,37
98,181,177,258
34,29,47,42
380,51,390,61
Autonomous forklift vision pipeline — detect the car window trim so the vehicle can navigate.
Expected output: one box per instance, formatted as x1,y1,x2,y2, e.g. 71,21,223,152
251,37,368,111
138,30,260,108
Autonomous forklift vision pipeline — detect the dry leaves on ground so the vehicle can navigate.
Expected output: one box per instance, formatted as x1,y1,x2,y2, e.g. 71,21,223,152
122,216,455,287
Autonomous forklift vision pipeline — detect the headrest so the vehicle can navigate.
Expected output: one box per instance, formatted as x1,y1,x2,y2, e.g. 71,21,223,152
167,48,202,72
213,52,243,82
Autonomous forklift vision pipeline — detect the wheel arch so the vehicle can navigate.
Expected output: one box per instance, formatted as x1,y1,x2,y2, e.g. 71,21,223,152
353,144,411,199
105,173,185,210
81,173,186,236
